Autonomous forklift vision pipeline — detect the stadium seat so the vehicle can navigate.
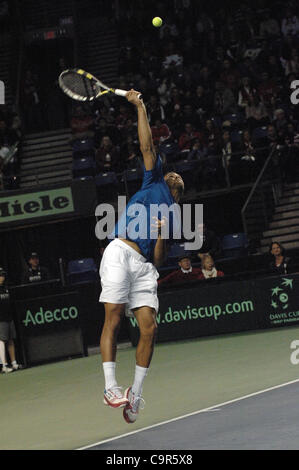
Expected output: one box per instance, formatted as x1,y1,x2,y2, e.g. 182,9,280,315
174,160,198,191
72,157,96,177
159,141,180,162
230,130,243,143
67,258,98,285
252,126,268,142
95,172,119,202
223,113,244,127
221,233,249,258
74,176,94,181
72,138,95,159
165,242,187,267
122,168,143,196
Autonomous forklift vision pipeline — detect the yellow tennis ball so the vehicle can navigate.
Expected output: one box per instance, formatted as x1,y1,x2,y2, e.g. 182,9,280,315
152,17,163,27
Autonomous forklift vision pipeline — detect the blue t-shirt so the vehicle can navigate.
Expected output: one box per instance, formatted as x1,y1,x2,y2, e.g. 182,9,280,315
111,156,181,261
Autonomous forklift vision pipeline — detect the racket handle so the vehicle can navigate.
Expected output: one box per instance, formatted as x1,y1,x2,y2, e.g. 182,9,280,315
115,89,142,100
115,89,127,97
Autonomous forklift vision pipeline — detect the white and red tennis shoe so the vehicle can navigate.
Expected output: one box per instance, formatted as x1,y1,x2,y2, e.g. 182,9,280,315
103,387,129,408
123,387,145,423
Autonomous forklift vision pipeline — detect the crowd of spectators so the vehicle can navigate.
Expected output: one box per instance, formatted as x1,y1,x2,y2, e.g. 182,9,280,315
0,105,21,190
66,0,299,190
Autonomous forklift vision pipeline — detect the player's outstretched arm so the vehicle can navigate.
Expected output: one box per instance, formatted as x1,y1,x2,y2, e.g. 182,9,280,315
126,90,156,171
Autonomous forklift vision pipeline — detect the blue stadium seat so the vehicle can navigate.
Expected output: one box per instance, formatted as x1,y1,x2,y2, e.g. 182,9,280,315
223,113,244,127
122,168,143,196
95,172,118,186
165,242,187,267
123,168,142,181
210,116,222,129
174,160,198,191
174,160,198,173
95,172,119,202
72,157,96,177
221,233,249,258
72,138,95,159
74,175,94,180
159,141,180,162
230,130,243,143
252,126,268,142
67,258,98,285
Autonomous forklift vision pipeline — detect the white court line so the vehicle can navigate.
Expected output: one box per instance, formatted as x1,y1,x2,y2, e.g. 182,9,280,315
77,378,299,450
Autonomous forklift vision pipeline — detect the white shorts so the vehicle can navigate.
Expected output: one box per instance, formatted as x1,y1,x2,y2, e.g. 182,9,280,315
99,239,159,314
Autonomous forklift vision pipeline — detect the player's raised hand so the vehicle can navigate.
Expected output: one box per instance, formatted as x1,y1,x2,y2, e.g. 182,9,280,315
126,89,143,107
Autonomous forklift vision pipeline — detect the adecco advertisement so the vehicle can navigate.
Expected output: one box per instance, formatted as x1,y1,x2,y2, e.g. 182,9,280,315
127,274,299,346
14,291,85,365
15,291,81,336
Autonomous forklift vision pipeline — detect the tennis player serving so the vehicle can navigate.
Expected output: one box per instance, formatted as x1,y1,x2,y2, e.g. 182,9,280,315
99,90,184,424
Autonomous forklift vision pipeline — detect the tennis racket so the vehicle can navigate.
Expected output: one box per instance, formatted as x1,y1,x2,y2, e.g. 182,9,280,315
58,68,141,102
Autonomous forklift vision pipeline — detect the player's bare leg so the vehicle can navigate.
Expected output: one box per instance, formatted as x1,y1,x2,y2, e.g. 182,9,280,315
100,303,129,408
134,306,157,368
123,306,157,423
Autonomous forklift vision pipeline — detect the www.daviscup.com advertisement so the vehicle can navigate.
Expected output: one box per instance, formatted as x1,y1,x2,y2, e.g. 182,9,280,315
127,274,299,346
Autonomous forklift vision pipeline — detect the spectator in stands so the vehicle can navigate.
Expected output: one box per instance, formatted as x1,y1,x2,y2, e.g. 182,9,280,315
196,223,221,260
221,129,238,184
199,255,224,280
21,69,43,132
158,254,202,286
273,108,289,133
269,242,293,275
233,129,258,182
214,80,238,116
147,95,165,124
238,76,257,110
162,42,183,74
0,267,22,373
95,135,120,173
70,105,94,142
203,119,222,150
21,253,51,284
115,104,133,129
193,85,211,123
151,117,171,146
0,156,4,190
0,0,8,21
257,71,277,106
178,122,201,153
0,116,20,189
259,9,280,38
245,95,270,131
281,8,299,37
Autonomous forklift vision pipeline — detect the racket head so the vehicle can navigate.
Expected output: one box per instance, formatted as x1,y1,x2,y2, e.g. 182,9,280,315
58,69,110,102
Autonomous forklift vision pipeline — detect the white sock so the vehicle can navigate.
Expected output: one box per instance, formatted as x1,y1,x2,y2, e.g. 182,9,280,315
132,365,148,396
102,362,117,390
0,341,6,367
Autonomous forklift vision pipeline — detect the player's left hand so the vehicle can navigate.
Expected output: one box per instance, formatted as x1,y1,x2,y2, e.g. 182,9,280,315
151,216,168,237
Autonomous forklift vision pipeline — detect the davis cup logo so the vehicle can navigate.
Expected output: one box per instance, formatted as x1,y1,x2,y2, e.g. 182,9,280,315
270,278,293,310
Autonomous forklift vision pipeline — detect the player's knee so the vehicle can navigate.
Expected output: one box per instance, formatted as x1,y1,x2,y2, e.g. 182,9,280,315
104,305,124,329
140,321,157,340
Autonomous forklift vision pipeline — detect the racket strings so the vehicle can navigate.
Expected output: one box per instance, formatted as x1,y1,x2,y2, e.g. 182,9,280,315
60,72,102,101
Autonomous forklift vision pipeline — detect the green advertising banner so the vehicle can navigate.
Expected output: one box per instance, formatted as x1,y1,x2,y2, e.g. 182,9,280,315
127,274,299,346
0,187,74,224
